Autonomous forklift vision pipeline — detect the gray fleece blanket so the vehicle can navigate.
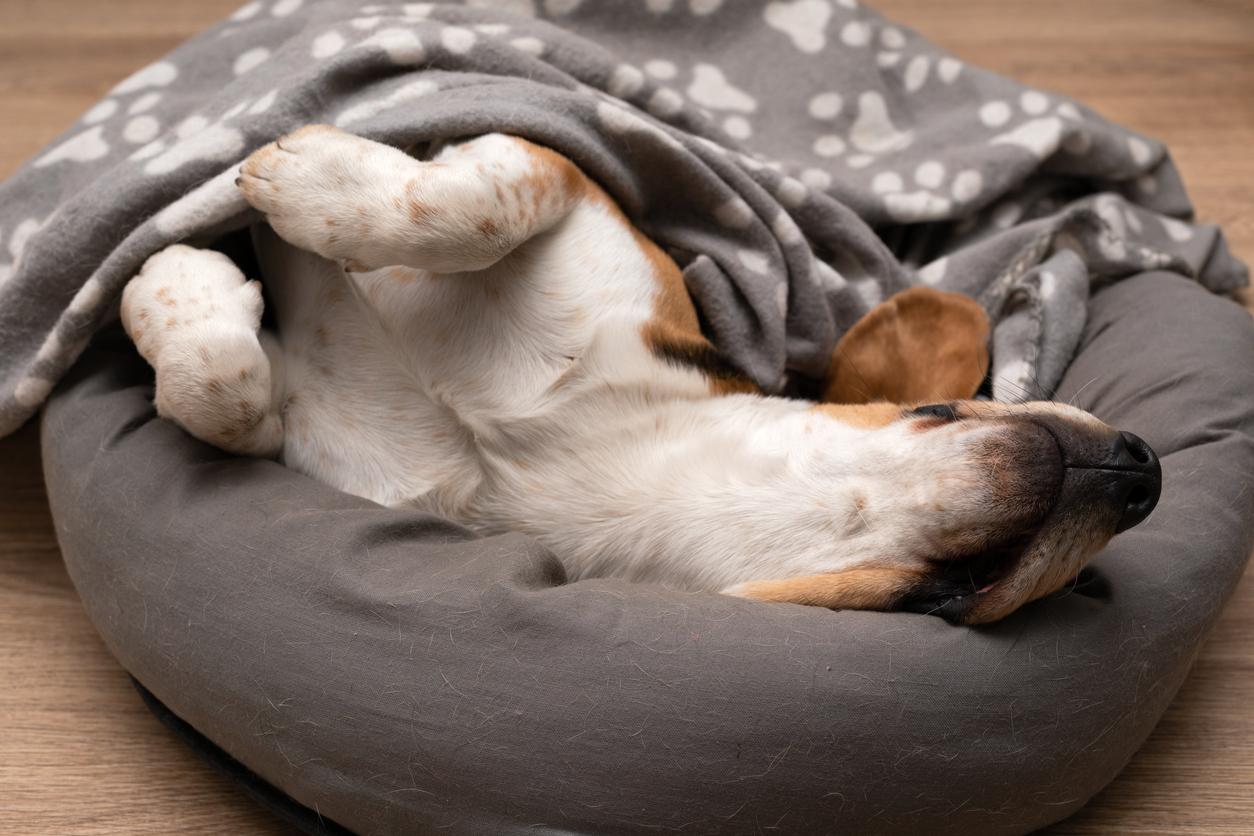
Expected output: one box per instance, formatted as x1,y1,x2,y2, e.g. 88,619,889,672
0,0,1247,437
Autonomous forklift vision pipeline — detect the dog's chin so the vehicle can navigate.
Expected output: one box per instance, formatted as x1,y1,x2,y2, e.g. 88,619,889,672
901,498,1120,626
897,421,1079,625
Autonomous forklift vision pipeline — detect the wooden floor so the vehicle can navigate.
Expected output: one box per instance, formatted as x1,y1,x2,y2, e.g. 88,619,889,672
1,1,1251,833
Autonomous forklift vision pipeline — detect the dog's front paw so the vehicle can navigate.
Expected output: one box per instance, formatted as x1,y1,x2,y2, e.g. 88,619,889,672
238,125,415,269
121,244,261,366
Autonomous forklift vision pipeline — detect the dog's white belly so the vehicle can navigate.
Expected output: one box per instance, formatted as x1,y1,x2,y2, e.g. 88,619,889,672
255,198,693,523
252,226,468,507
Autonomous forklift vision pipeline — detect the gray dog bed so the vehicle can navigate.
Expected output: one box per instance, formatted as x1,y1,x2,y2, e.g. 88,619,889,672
42,271,1254,834
9,1,1254,833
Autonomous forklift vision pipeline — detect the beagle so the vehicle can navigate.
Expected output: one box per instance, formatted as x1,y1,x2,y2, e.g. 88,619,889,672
120,127,1162,624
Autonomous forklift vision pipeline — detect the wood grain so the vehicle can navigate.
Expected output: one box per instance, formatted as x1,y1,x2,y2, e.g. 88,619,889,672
0,1,1250,833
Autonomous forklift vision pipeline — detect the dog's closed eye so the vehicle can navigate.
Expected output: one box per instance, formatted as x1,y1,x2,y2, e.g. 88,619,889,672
909,403,959,422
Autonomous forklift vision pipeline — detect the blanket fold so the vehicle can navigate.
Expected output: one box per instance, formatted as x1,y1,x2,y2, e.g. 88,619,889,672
0,0,1246,436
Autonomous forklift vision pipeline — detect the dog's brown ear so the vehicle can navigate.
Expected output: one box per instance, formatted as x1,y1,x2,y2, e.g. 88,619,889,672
823,286,990,405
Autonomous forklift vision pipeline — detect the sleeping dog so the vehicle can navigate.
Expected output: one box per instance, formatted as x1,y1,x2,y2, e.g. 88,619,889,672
120,127,1162,624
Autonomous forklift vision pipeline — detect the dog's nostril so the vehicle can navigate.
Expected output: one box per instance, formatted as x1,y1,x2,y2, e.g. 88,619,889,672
1120,431,1152,464
1116,480,1156,532
1114,471,1162,533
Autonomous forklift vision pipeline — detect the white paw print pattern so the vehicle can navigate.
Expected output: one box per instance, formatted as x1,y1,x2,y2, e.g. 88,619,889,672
790,16,965,169
34,59,181,169
643,0,725,14
311,7,502,66
36,45,285,178
123,115,161,145
805,85,920,168
152,165,249,237
764,0,833,54
727,151,832,211
686,64,757,138
976,90,1107,161
462,0,532,15
233,47,270,75
604,60,756,140
337,79,439,126
647,88,684,118
82,99,119,125
229,1,264,21
312,30,347,58
596,101,682,150
0,217,44,289
441,26,477,54
687,65,756,113
917,255,948,285
34,127,110,168
810,90,913,165
126,85,277,169
875,36,964,89
227,0,304,20
112,60,179,94
608,64,646,97
141,113,245,176
714,197,753,229
1092,193,1187,264
872,159,985,222
360,27,427,63
128,92,163,114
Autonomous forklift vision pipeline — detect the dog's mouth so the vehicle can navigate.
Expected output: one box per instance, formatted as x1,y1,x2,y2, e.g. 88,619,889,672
899,533,1038,623
896,413,1163,625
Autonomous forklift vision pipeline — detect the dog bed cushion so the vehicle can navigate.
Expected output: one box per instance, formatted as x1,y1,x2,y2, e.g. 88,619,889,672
42,270,1254,834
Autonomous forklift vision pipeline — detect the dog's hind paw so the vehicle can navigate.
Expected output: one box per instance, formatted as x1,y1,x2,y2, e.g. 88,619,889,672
238,125,420,270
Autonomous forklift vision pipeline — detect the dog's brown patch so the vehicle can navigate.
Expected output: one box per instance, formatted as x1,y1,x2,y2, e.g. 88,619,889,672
574,178,757,395
515,139,585,224
731,567,923,611
809,402,903,429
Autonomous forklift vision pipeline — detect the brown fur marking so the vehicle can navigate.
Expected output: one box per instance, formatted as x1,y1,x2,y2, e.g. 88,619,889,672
732,567,924,610
574,177,756,395
809,402,903,429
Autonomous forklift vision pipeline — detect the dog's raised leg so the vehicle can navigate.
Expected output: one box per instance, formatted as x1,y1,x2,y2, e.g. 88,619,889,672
236,126,585,275
121,245,284,457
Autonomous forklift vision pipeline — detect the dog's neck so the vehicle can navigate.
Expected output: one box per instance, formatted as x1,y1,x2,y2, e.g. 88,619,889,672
464,391,931,592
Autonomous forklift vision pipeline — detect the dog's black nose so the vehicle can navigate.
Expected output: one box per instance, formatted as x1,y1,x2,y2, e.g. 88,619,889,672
1110,431,1161,533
